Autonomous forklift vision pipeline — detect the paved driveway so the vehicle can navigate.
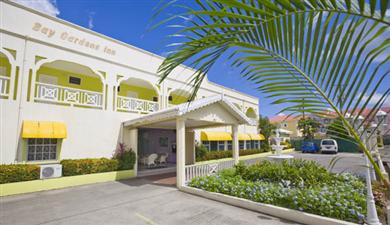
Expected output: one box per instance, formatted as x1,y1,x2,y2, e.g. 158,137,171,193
289,152,366,176
0,174,299,225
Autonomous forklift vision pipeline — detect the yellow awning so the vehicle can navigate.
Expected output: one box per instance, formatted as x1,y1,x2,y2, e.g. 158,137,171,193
201,131,232,141
22,121,67,138
238,133,251,141
249,133,265,141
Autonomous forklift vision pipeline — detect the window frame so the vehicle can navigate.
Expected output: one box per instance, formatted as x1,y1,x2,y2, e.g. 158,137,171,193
218,141,225,151
26,138,59,162
239,141,245,150
245,140,251,150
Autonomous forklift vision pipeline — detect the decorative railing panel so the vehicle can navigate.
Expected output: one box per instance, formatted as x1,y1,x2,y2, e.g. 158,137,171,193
117,96,159,113
35,82,103,108
185,156,263,183
0,75,10,97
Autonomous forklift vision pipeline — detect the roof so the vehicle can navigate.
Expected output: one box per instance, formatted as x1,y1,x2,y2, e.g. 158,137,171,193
123,95,254,128
270,115,301,124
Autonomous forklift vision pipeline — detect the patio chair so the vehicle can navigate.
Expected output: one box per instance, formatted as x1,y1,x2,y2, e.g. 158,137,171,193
146,153,158,168
157,153,168,165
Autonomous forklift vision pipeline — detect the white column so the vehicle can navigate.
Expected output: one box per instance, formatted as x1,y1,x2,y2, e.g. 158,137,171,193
232,124,239,164
128,128,138,176
176,118,186,188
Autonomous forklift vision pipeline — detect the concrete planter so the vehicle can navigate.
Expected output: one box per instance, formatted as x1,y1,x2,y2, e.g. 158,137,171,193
0,169,135,197
181,186,358,225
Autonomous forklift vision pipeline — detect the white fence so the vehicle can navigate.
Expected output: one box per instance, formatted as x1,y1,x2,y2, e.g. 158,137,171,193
117,96,159,113
185,157,263,183
35,82,103,108
0,75,9,97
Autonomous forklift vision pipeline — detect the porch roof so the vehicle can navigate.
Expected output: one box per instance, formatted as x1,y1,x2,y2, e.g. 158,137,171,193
123,94,255,129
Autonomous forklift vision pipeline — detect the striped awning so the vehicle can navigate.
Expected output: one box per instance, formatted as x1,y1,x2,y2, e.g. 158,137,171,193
249,133,265,141
22,121,67,138
201,131,232,141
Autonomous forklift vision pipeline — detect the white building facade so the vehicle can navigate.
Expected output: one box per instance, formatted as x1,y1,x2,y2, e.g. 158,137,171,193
0,1,260,168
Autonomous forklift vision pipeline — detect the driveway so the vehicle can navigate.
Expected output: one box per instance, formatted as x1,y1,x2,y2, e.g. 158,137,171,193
0,174,299,225
289,152,366,176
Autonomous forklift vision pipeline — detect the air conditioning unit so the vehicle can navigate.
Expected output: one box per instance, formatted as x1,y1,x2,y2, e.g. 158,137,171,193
40,164,62,179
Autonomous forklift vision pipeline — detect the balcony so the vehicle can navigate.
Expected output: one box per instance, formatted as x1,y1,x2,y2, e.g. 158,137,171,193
117,96,159,113
35,82,103,108
0,75,9,97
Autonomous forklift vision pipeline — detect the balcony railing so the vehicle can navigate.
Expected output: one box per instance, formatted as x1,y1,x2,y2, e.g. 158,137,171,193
117,96,159,113
0,75,10,97
35,82,103,108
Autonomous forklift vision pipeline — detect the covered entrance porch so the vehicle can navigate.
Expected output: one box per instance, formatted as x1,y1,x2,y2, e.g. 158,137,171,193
122,95,253,188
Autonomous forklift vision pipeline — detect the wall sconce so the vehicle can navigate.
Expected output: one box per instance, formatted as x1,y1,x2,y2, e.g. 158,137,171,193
168,96,173,101
153,97,158,102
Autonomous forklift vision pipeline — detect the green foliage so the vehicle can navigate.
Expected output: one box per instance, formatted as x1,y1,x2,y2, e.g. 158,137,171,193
258,115,275,149
0,164,40,184
196,149,269,162
189,160,366,223
195,144,208,160
327,118,353,141
61,158,119,176
114,151,136,170
297,118,321,140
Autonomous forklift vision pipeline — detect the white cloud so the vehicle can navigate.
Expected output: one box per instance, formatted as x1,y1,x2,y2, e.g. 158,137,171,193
361,92,390,106
88,11,95,29
12,0,59,17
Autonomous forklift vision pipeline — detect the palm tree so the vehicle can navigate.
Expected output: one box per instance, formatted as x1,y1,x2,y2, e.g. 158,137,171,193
156,0,390,186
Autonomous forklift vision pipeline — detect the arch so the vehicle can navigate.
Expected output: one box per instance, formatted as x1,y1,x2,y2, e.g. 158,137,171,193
34,58,105,84
246,107,258,119
36,60,104,92
168,88,192,105
0,52,12,77
0,48,16,65
117,77,159,101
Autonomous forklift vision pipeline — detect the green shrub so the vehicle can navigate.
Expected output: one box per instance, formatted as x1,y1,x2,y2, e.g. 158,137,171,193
61,158,119,176
196,149,266,162
0,164,40,184
189,160,366,223
195,144,208,160
114,150,136,170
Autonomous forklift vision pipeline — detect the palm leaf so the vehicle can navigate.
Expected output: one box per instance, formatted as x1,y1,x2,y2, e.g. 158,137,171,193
155,0,390,186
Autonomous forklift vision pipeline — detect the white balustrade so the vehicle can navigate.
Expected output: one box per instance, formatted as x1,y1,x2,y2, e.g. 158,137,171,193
184,156,264,183
35,82,103,108
0,75,10,97
117,96,159,113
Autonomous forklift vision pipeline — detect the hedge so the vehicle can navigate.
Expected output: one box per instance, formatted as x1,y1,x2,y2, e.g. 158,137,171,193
60,158,119,176
0,164,40,184
196,149,269,162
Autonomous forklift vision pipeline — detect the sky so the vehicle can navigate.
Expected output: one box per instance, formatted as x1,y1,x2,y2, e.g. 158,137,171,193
13,0,390,117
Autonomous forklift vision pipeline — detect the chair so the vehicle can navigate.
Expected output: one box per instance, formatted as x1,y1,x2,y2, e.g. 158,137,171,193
146,153,158,168
157,153,168,165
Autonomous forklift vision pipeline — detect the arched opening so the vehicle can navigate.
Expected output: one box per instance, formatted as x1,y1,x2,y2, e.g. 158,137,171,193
35,60,104,108
169,89,191,105
117,77,159,113
246,107,257,119
0,52,11,97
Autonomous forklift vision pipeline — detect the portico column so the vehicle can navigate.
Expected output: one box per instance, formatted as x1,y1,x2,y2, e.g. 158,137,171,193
232,124,239,164
176,118,186,188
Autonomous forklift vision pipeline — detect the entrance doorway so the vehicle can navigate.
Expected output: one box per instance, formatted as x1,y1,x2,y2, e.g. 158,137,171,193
137,128,176,176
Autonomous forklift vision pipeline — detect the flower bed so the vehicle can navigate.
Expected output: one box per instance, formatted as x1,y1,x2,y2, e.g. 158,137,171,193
189,160,366,223
196,148,270,162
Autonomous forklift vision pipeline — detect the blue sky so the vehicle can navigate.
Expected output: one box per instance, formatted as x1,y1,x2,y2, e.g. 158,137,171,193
14,0,389,117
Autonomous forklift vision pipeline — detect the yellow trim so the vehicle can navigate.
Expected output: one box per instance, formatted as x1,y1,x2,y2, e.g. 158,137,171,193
0,170,135,197
249,133,265,141
201,131,232,141
22,121,67,138
238,133,251,141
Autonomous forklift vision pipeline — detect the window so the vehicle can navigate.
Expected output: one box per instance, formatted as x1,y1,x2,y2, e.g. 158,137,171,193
218,141,225,151
239,141,245,150
69,76,81,85
27,138,57,161
246,141,251,149
227,141,232,150
210,141,218,151
283,123,288,128
253,140,260,149
202,141,210,150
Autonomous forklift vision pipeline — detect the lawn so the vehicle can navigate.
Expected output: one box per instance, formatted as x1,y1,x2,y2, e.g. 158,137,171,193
189,159,366,223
